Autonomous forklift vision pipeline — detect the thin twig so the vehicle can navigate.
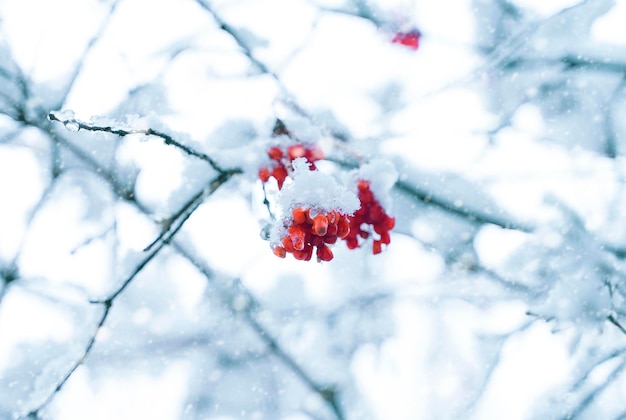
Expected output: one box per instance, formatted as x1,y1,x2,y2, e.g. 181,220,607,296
17,119,240,415
143,169,240,252
54,1,121,109
397,179,535,232
564,359,626,419
94,172,238,304
23,302,112,419
173,243,345,420
47,112,226,173
608,314,626,336
501,55,626,75
193,0,351,143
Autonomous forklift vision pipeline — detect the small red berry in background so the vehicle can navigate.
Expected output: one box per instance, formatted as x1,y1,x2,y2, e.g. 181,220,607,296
272,207,351,262
392,30,420,51
343,180,395,254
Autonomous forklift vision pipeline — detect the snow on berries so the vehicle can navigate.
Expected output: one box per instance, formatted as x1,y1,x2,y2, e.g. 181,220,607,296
272,207,351,262
269,158,360,262
258,144,324,189
259,119,398,262
277,158,360,217
258,119,324,189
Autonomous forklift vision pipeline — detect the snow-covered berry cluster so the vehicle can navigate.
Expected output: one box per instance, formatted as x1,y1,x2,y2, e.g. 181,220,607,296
344,180,396,254
260,122,397,262
273,208,351,262
258,145,324,189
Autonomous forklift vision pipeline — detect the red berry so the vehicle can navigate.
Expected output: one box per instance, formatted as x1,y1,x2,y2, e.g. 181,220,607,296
258,167,271,182
369,204,384,222
292,207,308,225
287,144,306,160
358,180,370,191
346,237,359,249
310,235,324,247
326,211,338,226
359,189,374,204
316,244,333,262
293,245,313,261
272,165,288,189
392,30,420,50
282,236,295,253
268,147,283,160
337,217,350,239
305,146,324,162
312,214,329,236
373,222,385,235
273,246,286,258
274,208,352,262
342,179,395,255
289,225,307,250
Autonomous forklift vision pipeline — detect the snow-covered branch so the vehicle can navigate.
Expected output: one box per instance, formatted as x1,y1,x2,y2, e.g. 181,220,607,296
47,111,229,173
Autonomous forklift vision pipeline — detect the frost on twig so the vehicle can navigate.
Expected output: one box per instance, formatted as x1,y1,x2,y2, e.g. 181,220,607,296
47,111,228,173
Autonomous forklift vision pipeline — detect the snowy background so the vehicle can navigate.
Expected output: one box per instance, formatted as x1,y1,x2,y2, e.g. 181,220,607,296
1,0,626,418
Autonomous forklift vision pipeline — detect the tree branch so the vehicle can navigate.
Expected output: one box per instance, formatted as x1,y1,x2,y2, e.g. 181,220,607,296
142,168,241,252
502,55,626,75
564,358,626,419
23,302,111,419
54,1,121,109
173,243,345,420
608,314,626,336
47,112,228,173
194,0,354,143
395,179,536,232
17,123,240,416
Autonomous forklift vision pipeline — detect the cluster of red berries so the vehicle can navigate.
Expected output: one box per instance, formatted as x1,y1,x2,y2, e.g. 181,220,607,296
260,121,395,262
258,144,324,189
273,207,351,262
344,180,396,254
392,30,420,50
